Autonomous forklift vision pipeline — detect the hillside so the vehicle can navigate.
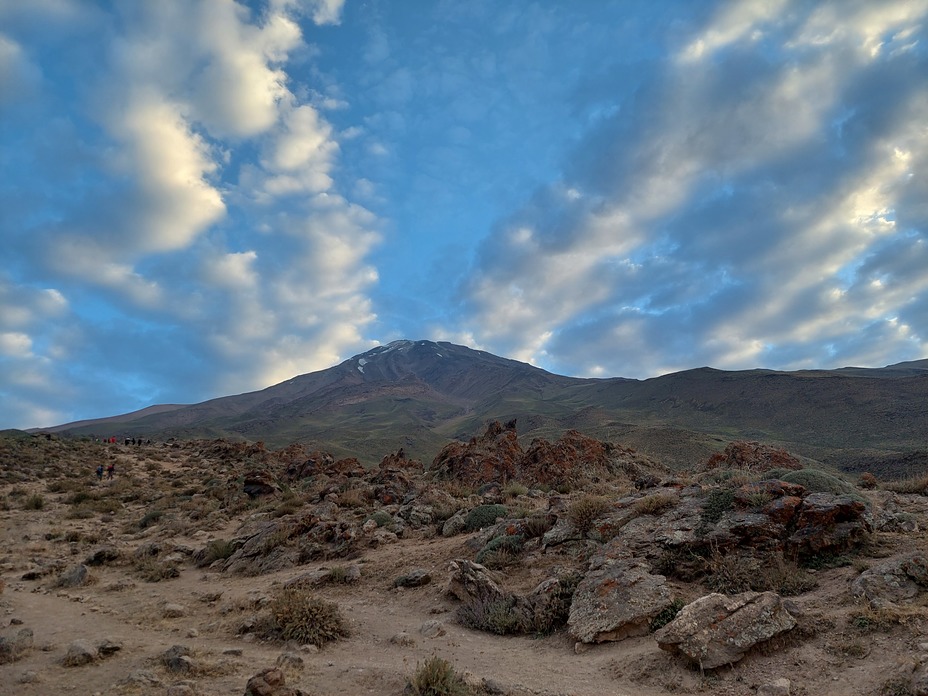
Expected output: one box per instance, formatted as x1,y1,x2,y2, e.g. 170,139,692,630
43,340,928,473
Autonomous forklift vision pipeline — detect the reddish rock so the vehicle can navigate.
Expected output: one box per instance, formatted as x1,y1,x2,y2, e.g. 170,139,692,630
518,430,612,487
703,441,804,473
762,496,803,527
242,470,279,498
431,421,523,485
244,667,307,696
370,449,422,504
787,493,872,558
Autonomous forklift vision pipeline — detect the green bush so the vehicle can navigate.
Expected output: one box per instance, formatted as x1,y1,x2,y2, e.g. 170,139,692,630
457,595,526,636
700,488,735,528
194,539,236,568
407,655,471,696
778,469,859,497
266,588,349,647
463,504,507,532
367,510,393,528
650,598,686,632
475,535,524,566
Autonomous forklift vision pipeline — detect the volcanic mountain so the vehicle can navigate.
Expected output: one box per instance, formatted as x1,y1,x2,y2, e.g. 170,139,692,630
43,340,928,473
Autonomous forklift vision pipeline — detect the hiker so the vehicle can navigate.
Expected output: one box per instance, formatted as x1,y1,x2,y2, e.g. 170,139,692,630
96,464,104,481
106,463,115,480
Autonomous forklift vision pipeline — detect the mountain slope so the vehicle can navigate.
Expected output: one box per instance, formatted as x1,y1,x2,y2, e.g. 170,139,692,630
45,341,928,470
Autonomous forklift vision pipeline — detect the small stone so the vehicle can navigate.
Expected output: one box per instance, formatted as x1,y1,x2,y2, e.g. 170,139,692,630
96,639,122,657
223,648,243,656
162,603,186,618
9,618,23,625
161,645,195,674
187,628,199,638
757,678,791,696
17,671,40,684
299,644,320,654
420,620,446,638
394,569,431,588
276,652,305,671
63,640,97,667
389,632,416,647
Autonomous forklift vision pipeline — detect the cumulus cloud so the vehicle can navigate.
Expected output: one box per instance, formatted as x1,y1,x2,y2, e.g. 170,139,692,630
1,0,380,427
458,0,928,377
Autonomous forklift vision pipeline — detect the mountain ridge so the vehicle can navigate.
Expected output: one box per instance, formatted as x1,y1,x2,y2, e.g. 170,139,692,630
38,340,928,471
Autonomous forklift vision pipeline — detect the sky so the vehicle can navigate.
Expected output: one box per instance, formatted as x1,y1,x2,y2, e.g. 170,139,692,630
2,0,927,429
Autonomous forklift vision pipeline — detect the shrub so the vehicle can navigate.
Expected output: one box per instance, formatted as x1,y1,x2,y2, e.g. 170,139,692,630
885,474,928,495
23,493,45,510
407,655,471,696
699,488,735,530
194,539,236,568
134,557,180,582
502,481,529,499
463,504,507,532
137,509,164,529
457,595,526,636
522,514,553,539
367,510,393,528
266,588,349,647
650,598,686,632
858,472,878,490
567,495,611,535
475,535,524,567
702,550,818,596
632,492,677,516
778,469,859,497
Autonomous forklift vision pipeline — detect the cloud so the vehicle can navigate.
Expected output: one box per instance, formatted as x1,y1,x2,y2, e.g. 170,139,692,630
456,0,928,377
0,0,381,427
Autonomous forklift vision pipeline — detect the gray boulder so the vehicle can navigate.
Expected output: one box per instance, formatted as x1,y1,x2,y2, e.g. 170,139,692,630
0,628,33,664
654,591,796,669
63,640,97,667
852,552,928,608
568,558,672,643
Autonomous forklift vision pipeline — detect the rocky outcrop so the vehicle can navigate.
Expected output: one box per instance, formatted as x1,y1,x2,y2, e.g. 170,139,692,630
446,559,507,604
370,449,421,504
568,558,673,643
431,420,522,485
787,493,872,557
703,441,804,473
852,552,928,608
243,470,280,498
654,591,797,668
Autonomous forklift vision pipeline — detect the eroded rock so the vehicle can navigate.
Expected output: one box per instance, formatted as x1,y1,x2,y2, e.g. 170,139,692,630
654,591,796,669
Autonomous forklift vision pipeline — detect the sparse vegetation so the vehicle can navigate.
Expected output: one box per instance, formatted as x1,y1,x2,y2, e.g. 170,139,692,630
777,468,860,497
23,493,45,510
463,504,507,532
194,539,236,568
407,655,472,696
475,534,524,568
264,587,349,647
650,598,686,632
699,488,735,530
632,492,677,516
567,494,610,535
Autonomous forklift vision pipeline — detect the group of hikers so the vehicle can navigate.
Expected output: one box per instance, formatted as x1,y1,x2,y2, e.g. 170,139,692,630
95,462,116,480
96,436,151,446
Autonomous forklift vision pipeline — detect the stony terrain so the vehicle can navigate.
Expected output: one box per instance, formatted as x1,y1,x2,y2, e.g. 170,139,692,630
3,426,928,696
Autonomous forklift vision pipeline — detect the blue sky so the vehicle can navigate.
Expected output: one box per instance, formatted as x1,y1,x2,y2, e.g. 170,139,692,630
2,0,927,429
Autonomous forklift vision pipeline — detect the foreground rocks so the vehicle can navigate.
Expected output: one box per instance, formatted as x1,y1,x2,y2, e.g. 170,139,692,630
568,558,672,643
654,592,797,669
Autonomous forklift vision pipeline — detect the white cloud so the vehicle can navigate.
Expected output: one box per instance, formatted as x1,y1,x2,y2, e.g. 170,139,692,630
457,0,928,377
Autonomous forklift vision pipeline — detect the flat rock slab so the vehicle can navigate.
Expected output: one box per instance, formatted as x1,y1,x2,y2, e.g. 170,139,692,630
654,591,796,669
568,558,672,644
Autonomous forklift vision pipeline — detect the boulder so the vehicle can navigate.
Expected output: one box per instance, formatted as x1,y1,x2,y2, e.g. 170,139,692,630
654,591,796,669
84,544,122,566
243,470,279,499
394,569,432,588
0,628,33,664
63,640,97,667
445,559,507,604
851,552,928,608
55,563,93,588
244,667,307,696
568,558,673,643
787,493,872,558
431,421,523,485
